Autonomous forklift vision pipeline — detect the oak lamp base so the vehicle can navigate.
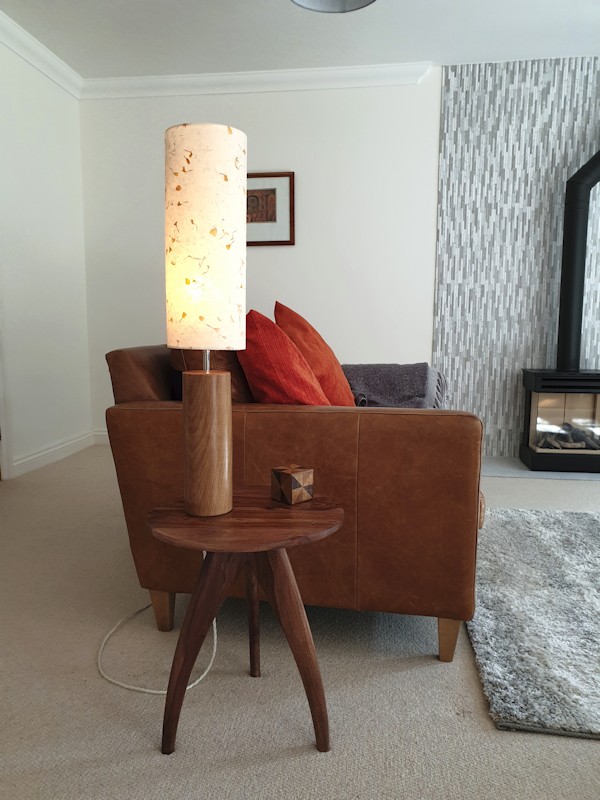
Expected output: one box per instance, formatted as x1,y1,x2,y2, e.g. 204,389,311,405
183,370,232,517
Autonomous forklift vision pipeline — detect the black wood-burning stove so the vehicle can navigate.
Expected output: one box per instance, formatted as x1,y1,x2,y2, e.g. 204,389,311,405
520,149,600,473
520,368,600,472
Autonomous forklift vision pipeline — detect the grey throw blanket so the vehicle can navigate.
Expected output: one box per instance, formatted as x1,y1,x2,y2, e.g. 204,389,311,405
341,363,447,409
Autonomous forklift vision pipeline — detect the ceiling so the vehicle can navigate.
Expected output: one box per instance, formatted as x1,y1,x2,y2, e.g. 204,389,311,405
0,0,599,80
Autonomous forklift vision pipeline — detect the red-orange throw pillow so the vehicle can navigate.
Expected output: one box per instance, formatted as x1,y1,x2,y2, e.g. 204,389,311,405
238,310,331,405
274,301,355,407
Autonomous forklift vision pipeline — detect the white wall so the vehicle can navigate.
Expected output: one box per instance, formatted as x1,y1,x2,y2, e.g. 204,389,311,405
0,44,91,477
81,68,442,433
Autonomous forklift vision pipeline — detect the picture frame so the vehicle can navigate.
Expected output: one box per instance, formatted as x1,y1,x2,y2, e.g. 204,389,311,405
247,172,295,246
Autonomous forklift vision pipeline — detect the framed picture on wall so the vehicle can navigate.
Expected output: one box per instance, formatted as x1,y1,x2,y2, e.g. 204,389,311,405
247,172,295,246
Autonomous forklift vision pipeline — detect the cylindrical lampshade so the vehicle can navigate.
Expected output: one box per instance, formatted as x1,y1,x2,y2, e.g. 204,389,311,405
165,123,247,350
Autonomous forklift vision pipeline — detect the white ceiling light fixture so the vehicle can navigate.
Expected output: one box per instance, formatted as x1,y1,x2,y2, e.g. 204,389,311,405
291,0,376,12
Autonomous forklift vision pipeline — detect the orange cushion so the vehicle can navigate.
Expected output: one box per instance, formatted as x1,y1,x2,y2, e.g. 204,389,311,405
274,301,355,407
238,310,331,405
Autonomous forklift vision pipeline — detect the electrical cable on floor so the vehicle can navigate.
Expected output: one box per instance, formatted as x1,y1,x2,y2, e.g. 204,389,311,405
97,602,217,695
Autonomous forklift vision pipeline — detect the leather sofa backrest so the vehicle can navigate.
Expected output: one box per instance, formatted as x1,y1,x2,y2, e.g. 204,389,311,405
106,345,172,403
106,344,254,405
169,348,253,403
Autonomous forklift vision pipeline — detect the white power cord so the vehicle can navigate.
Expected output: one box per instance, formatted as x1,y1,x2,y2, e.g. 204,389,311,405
97,602,217,695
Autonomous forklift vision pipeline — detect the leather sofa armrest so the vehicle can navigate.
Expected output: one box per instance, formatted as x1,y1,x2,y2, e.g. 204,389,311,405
106,400,483,622
235,404,483,619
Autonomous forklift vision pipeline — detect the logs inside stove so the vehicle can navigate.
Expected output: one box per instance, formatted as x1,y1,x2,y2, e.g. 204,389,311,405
519,149,600,473
537,426,599,452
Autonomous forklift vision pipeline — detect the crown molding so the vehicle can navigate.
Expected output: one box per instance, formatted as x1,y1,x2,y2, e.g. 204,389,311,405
0,10,430,101
80,62,431,100
0,10,83,98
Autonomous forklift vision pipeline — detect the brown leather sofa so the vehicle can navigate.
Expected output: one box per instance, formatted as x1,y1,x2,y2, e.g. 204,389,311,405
106,344,483,662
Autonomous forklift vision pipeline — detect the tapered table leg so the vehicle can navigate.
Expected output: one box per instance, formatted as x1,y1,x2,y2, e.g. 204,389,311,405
149,490,343,755
246,556,260,677
257,549,330,752
162,551,245,754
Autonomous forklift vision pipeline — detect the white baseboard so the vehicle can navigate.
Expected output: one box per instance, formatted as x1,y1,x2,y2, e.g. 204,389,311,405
10,432,99,478
93,430,109,446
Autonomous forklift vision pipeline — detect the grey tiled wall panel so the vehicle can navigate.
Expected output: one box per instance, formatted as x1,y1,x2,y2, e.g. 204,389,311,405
434,59,600,456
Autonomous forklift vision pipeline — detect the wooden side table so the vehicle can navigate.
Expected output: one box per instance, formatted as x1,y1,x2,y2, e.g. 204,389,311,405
148,488,344,755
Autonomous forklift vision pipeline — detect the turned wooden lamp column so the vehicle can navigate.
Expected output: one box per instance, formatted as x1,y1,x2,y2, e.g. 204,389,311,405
165,123,247,516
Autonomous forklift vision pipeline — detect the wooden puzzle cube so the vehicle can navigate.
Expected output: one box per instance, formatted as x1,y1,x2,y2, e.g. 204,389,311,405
271,464,314,505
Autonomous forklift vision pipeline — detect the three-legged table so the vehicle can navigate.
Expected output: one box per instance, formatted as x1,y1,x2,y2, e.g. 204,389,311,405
148,488,344,754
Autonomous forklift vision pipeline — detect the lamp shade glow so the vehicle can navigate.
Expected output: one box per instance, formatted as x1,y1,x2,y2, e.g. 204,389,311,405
165,123,247,351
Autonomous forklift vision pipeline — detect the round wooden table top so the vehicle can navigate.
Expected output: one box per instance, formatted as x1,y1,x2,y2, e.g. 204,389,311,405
148,487,344,553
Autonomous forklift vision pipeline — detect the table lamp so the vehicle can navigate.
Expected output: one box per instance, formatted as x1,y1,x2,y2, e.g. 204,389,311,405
165,123,247,517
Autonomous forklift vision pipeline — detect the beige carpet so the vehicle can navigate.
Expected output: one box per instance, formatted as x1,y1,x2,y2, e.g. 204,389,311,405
1,446,599,800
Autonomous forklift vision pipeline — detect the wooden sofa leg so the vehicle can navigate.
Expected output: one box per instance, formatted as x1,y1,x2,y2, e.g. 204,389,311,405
149,590,175,632
438,618,461,662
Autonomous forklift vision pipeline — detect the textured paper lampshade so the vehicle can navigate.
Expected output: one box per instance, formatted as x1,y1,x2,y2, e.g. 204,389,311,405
165,123,246,350
165,123,247,516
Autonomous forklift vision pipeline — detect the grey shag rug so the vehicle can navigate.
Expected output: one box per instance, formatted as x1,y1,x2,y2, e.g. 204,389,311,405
467,507,600,739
